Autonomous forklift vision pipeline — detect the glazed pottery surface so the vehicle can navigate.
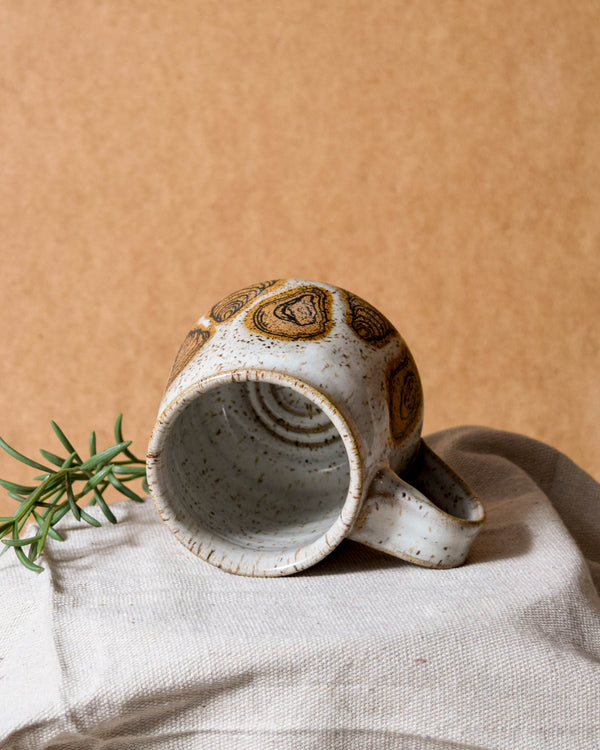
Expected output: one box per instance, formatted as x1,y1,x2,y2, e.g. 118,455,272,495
147,279,485,576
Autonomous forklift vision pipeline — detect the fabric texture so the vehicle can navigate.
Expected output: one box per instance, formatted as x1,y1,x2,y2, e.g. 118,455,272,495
1,426,599,749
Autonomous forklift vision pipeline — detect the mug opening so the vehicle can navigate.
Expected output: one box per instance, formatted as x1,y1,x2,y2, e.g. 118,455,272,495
147,369,363,576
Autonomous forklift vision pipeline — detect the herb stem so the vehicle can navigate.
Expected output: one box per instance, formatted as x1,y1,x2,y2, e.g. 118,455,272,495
0,415,146,572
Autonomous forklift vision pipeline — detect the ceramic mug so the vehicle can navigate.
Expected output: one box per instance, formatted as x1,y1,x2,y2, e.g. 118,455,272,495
147,279,485,576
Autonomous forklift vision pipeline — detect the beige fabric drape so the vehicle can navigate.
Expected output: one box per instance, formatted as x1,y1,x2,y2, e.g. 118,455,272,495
1,427,598,748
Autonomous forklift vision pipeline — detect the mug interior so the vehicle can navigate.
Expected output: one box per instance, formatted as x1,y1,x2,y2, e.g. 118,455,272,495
149,371,361,576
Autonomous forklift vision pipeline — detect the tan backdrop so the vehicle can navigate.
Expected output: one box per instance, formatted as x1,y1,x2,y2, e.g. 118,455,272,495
1,1,598,516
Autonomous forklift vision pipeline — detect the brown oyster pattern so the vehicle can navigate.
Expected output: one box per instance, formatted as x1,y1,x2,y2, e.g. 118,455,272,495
210,280,284,324
343,291,396,348
388,346,423,442
246,285,334,341
165,324,213,389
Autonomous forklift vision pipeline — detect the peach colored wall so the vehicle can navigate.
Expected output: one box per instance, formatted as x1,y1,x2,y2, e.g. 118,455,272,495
1,1,598,515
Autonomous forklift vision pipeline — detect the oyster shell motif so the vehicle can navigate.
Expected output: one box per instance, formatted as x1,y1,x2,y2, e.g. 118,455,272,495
388,347,423,442
165,325,213,389
343,291,396,347
246,286,334,341
210,280,284,323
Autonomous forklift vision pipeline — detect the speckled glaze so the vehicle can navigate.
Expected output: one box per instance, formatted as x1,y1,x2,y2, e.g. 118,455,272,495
147,279,485,576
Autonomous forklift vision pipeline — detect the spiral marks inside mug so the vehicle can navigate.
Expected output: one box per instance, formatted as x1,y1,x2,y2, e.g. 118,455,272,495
247,381,340,447
210,280,284,323
161,380,350,553
343,291,396,347
246,285,334,341
388,349,423,441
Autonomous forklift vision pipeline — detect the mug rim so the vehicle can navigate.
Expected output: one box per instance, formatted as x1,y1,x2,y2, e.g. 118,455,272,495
147,367,364,576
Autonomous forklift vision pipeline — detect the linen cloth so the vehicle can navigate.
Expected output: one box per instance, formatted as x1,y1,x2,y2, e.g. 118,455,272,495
0,426,599,750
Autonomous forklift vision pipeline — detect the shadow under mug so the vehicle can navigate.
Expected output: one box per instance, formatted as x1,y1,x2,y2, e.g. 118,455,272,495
147,279,485,576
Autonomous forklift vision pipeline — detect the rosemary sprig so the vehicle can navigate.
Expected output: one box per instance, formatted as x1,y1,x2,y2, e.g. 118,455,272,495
0,415,148,572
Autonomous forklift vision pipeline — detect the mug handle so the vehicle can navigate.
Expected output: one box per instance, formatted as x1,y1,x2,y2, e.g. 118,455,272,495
349,439,485,567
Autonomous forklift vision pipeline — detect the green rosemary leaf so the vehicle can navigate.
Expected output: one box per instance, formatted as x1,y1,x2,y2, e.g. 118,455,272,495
82,464,113,492
79,508,101,527
28,541,39,561
114,413,125,445
79,441,131,472
46,525,64,542
107,473,145,502
50,421,79,456
0,435,52,472
114,414,139,462
142,477,149,494
39,449,65,467
66,476,80,521
7,491,28,503
51,503,72,525
44,488,66,509
61,451,78,470
17,513,32,535
13,544,44,572
112,465,147,477
89,430,97,456
33,510,64,542
1,533,42,547
37,510,62,553
93,491,117,524
6,518,43,571
0,478,36,495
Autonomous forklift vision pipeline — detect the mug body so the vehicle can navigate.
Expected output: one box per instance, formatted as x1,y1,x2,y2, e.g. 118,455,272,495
147,279,424,575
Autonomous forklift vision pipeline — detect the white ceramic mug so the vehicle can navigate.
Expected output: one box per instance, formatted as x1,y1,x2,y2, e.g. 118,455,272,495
147,279,485,576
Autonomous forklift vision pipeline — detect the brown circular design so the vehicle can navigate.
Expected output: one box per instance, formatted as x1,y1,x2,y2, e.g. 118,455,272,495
246,286,334,341
210,280,284,324
342,291,396,347
388,347,423,442
165,324,213,389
